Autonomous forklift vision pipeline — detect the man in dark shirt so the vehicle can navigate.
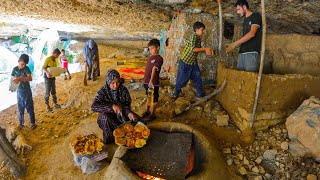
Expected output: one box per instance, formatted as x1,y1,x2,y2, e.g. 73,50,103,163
226,0,262,72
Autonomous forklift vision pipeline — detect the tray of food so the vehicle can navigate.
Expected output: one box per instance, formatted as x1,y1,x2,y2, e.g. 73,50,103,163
113,121,150,148
71,133,105,155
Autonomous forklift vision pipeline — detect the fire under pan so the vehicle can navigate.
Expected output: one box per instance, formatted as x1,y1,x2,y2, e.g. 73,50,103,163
121,130,193,180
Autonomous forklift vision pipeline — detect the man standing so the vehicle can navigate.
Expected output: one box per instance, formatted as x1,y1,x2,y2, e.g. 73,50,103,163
83,39,100,81
226,0,262,72
43,48,61,111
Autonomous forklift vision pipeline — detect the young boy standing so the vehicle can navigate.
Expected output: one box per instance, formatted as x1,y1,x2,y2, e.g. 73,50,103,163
172,21,213,100
11,54,36,129
59,49,71,80
141,39,163,121
43,48,61,112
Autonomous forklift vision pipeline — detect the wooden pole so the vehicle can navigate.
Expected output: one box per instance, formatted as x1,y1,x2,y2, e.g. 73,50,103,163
84,62,88,86
218,0,223,58
191,79,227,107
174,79,227,116
250,0,267,128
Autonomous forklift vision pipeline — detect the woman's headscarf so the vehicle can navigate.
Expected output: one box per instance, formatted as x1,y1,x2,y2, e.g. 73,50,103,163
92,69,132,119
101,69,130,106
89,40,94,49
106,69,120,86
83,39,98,64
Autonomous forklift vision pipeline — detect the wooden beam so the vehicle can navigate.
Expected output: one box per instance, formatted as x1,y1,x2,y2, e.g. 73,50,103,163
191,79,227,107
250,0,267,128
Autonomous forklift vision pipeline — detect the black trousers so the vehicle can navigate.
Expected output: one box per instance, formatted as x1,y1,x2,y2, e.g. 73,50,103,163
44,78,57,105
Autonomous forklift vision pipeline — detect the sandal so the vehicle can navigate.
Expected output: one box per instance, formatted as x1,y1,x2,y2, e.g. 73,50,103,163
30,124,37,130
171,94,178,102
141,112,151,119
54,103,61,109
146,115,156,122
47,106,53,112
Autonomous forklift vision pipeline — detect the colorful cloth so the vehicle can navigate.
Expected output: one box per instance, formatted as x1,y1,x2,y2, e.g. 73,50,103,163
11,66,31,90
92,69,132,143
181,33,202,65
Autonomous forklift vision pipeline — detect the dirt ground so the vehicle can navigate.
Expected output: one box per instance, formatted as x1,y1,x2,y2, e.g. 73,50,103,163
0,54,249,180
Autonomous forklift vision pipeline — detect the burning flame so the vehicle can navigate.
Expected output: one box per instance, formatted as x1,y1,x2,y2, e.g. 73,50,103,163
136,171,166,180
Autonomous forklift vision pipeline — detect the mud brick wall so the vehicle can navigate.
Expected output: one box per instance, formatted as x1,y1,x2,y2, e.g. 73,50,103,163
162,12,221,85
216,63,320,132
265,34,320,76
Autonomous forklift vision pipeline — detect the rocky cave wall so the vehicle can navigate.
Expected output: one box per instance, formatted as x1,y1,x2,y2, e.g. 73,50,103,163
0,0,171,40
191,0,320,35
162,12,220,85
1,0,320,41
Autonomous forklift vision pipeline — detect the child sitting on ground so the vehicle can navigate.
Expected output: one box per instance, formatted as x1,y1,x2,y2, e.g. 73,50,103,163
11,54,37,129
141,39,164,122
59,49,71,80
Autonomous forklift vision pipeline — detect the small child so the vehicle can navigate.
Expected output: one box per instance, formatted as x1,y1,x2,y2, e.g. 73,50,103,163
11,54,36,129
172,21,213,101
141,39,163,121
59,49,71,80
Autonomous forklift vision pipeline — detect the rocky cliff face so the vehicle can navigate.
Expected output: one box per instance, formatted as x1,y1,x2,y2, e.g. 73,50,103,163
191,0,320,35
0,0,171,40
0,0,319,40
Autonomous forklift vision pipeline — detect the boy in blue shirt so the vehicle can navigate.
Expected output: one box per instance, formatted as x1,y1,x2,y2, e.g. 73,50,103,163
11,54,36,129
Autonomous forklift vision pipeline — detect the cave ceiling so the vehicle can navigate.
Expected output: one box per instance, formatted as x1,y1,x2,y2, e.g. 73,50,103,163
0,0,319,41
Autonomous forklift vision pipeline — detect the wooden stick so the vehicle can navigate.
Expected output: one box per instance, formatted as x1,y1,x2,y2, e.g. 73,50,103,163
250,0,266,128
84,62,88,86
191,79,227,107
174,79,227,117
218,0,223,58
